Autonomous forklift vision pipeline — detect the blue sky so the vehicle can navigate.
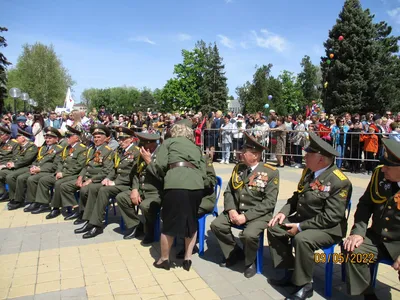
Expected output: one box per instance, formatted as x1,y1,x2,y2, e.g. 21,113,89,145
3,0,400,103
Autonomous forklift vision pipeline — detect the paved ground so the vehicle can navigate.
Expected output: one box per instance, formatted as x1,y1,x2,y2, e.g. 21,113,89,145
0,163,399,300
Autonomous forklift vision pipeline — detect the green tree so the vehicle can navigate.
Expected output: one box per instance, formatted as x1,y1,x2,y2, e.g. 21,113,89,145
6,43,74,111
136,89,157,113
298,55,320,104
236,81,252,114
277,70,304,115
0,27,11,113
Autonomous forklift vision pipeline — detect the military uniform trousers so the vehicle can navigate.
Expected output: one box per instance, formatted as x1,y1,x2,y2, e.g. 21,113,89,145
36,175,78,207
116,190,161,230
14,172,53,203
267,221,341,287
58,180,96,212
210,212,269,267
4,168,29,200
345,232,393,296
0,168,14,194
84,185,130,227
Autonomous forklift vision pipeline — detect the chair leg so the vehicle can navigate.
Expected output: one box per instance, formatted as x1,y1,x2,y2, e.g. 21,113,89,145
370,263,379,288
105,205,109,226
341,261,346,282
198,216,206,256
112,199,117,216
256,233,264,274
325,260,333,297
120,216,125,231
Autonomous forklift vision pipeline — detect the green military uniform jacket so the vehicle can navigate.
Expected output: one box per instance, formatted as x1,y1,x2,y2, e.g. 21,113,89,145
199,155,217,213
58,138,69,149
109,144,140,186
79,143,114,183
134,147,164,198
12,142,38,169
280,165,352,237
224,162,279,222
350,165,400,260
32,144,65,173
155,137,206,190
56,143,87,177
0,139,20,164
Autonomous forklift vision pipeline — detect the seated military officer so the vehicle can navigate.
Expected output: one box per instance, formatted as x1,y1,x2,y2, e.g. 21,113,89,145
343,139,400,300
7,127,64,213
65,124,114,226
74,127,140,238
34,126,86,219
267,132,352,300
2,129,39,210
0,126,19,170
210,132,279,279
115,132,162,242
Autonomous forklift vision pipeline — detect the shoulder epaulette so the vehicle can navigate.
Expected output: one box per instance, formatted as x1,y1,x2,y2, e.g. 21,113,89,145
333,169,348,181
79,143,86,148
56,145,63,149
11,139,18,143
105,146,112,150
135,146,140,150
264,163,277,171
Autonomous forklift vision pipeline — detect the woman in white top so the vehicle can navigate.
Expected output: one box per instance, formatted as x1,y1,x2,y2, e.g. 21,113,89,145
32,114,45,147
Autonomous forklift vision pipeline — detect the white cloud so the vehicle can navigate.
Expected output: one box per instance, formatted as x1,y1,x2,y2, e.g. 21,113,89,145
251,29,287,52
130,36,156,45
240,41,249,49
217,34,235,49
387,7,400,24
177,33,192,41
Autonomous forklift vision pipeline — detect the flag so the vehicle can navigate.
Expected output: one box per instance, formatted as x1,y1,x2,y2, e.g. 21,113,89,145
64,87,74,110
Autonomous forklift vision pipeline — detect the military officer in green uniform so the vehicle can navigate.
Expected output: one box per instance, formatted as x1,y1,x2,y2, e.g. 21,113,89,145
7,127,64,213
210,132,280,279
35,126,87,219
77,127,141,238
71,124,114,229
116,131,162,243
0,126,20,169
343,139,400,300
4,129,39,210
267,132,353,300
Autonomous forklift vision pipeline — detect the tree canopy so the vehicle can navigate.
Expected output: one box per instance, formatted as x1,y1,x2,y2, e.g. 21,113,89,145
0,27,11,113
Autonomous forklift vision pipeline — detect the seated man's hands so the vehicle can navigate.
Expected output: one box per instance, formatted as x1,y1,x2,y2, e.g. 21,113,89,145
343,234,364,252
228,210,246,225
55,172,63,180
75,176,83,187
6,162,14,169
130,189,141,206
269,212,286,227
82,179,92,187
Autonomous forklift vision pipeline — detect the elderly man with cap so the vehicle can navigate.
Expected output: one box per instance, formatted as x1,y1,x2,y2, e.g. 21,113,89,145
1,129,38,210
267,132,352,300
115,131,162,242
343,139,400,300
11,115,33,140
76,127,141,238
68,124,114,227
7,127,65,213
34,126,87,219
0,126,20,171
210,132,279,279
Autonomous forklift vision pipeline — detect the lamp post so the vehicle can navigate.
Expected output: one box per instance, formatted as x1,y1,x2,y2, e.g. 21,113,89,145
8,88,21,115
20,92,29,113
28,99,34,111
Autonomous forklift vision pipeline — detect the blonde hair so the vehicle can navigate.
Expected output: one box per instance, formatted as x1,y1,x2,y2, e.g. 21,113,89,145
170,123,195,143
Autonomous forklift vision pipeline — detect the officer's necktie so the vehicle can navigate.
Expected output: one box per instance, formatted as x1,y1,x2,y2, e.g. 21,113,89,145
243,167,252,178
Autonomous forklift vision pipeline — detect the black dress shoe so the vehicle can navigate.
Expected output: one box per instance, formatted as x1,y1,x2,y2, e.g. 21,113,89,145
74,221,93,234
64,209,81,221
244,263,257,278
123,226,139,240
31,204,51,214
8,200,24,210
73,212,85,225
82,226,103,239
46,208,60,219
364,293,380,300
0,192,9,201
141,233,155,245
183,260,192,271
285,283,313,300
268,270,294,286
153,260,170,270
219,247,245,268
176,245,199,259
24,202,40,212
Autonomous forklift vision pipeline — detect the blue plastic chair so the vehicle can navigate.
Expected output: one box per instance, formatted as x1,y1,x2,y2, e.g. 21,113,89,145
198,176,222,256
105,197,124,230
370,258,394,287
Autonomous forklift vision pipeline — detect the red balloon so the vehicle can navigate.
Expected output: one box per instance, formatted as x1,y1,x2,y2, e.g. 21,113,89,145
339,35,344,41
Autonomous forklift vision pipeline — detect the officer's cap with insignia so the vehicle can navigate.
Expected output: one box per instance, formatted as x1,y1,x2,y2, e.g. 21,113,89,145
65,125,81,137
381,139,400,167
135,132,160,145
175,118,193,129
116,126,135,138
90,123,111,137
0,126,11,135
305,132,339,157
44,127,62,139
16,128,33,139
242,132,267,152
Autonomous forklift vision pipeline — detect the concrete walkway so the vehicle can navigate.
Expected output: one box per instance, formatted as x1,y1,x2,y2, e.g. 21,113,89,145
0,164,399,300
